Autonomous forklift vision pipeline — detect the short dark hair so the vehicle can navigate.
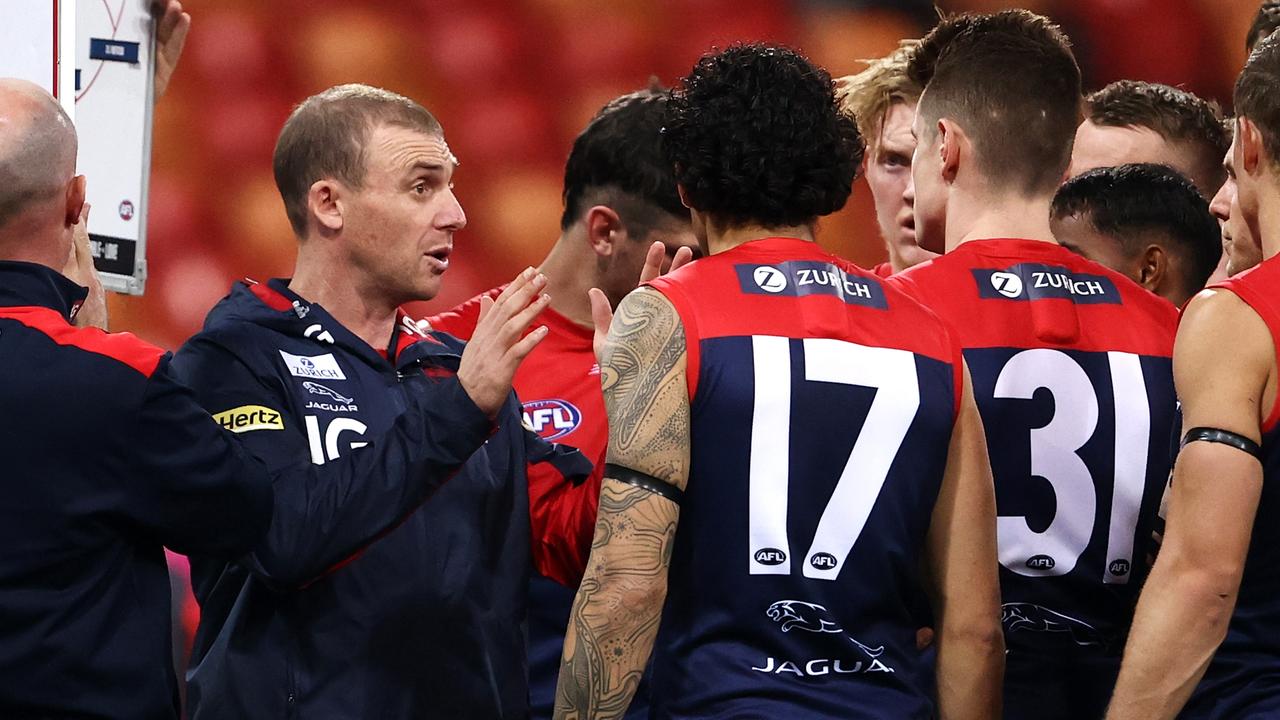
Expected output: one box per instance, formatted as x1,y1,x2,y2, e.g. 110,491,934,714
1237,31,1280,167
1085,80,1229,193
663,44,863,228
908,10,1081,197
1052,163,1221,293
1249,1,1280,52
273,84,442,237
560,85,687,239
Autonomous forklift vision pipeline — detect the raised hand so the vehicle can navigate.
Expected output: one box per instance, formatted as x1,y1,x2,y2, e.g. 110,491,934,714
456,267,551,417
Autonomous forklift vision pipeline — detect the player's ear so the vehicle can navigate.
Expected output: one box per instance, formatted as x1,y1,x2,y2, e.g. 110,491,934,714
64,174,86,227
1137,244,1166,294
937,118,961,184
308,179,343,235
584,205,625,258
1239,117,1266,179
676,183,692,210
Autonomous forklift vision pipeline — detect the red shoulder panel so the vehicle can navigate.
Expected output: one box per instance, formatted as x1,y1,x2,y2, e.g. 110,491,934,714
0,306,165,377
1209,256,1280,432
890,239,1178,358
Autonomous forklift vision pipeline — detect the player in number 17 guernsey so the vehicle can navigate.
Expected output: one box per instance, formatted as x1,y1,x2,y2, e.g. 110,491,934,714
888,11,1180,719
553,44,1003,720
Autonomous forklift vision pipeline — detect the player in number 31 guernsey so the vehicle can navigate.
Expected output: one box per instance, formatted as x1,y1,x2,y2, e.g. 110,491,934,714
552,43,1004,720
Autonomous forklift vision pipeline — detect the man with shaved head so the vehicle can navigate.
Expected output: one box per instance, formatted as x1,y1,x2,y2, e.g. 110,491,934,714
0,78,276,718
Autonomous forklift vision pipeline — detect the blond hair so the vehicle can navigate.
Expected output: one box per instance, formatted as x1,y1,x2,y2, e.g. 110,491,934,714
836,40,922,147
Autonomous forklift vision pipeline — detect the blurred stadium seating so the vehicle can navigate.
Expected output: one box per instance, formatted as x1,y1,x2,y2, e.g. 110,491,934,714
117,0,1261,349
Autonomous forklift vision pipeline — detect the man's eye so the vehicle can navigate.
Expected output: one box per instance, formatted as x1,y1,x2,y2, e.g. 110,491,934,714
413,182,427,194
883,153,910,168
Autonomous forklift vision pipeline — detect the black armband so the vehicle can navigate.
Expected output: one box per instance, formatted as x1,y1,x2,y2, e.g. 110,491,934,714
605,463,684,505
1181,427,1264,462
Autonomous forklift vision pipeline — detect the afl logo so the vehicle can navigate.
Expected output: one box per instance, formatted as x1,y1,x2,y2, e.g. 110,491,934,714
755,548,787,565
809,552,839,570
990,271,1024,298
522,399,582,441
119,200,135,221
753,266,788,293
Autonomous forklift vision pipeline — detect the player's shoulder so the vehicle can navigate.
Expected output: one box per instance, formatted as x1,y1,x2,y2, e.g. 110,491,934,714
24,311,167,379
424,285,506,340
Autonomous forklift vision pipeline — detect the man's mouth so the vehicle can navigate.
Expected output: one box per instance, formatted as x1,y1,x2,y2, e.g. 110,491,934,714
424,246,452,271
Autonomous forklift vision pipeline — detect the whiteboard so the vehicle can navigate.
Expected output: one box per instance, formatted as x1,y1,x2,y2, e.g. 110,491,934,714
0,0,154,295
76,0,155,295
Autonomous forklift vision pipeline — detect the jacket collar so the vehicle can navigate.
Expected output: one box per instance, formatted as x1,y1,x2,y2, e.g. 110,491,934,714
0,261,89,321
247,279,459,371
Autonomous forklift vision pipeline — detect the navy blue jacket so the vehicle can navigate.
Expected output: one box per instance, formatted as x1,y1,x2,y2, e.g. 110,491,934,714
0,261,274,719
172,279,589,719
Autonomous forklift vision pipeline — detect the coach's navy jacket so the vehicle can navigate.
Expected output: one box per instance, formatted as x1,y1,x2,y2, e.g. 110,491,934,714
0,261,274,719
172,278,589,719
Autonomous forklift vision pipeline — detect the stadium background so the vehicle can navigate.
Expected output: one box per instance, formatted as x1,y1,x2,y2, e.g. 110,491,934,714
116,0,1262,350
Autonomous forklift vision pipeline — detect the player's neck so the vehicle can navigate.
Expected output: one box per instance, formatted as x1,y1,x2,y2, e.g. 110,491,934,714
290,253,399,353
946,190,1057,252
705,222,814,256
0,217,65,272
537,234,593,329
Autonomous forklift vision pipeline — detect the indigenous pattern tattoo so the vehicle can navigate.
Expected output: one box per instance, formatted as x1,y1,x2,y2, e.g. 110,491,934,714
554,289,690,719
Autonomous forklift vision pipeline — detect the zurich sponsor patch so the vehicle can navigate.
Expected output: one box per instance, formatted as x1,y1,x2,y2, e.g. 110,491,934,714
279,350,347,380
972,263,1121,305
736,261,887,309
522,398,582,440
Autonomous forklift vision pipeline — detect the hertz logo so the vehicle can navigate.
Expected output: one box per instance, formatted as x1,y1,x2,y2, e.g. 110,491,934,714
213,405,285,434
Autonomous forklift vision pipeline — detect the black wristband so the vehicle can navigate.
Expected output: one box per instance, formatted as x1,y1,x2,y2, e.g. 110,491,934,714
604,463,684,506
1182,427,1264,462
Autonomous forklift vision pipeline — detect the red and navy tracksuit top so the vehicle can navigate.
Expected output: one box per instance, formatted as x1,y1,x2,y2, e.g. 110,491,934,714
0,260,274,719
171,278,590,720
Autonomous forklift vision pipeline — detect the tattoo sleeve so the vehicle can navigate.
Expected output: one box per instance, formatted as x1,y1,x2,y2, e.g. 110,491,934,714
554,289,691,720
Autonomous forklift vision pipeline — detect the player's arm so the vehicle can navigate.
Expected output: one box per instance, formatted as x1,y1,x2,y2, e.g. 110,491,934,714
926,361,1005,720
554,288,690,720
1106,290,1271,720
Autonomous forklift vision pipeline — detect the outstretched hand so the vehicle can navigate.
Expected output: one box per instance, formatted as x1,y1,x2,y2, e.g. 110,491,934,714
590,241,694,362
457,267,551,418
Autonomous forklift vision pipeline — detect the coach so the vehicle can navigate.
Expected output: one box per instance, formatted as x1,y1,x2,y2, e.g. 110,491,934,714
172,84,588,719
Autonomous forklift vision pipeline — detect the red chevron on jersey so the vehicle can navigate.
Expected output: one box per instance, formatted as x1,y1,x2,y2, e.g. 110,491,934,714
889,238,1178,355
646,236,962,408
1209,254,1280,433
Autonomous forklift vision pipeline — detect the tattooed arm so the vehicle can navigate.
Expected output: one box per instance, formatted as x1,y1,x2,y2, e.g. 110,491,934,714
554,288,691,720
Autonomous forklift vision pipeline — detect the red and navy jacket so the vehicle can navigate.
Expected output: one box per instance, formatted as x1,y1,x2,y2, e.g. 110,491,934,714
890,238,1178,718
0,261,273,719
171,278,590,720
1186,255,1280,719
645,237,962,719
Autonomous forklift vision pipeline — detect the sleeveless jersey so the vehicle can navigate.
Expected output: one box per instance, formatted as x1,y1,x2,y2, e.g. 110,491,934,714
645,236,962,719
890,238,1179,718
1185,254,1280,719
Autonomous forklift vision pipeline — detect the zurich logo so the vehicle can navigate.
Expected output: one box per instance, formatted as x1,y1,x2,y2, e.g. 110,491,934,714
522,399,583,441
990,271,1024,298
753,266,788,293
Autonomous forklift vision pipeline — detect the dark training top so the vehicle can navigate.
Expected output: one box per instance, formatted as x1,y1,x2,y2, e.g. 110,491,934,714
0,261,273,719
174,278,589,719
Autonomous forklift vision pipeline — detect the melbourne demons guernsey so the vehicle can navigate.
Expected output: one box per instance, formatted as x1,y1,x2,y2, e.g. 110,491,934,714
644,237,962,719
890,238,1178,716
1186,254,1280,719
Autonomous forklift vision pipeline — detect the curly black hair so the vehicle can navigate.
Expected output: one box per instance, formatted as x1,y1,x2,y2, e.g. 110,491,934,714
1249,1,1280,52
663,44,863,228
